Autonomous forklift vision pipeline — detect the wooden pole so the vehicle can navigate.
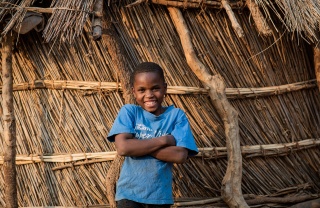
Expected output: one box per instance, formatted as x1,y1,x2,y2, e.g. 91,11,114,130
246,0,271,36
2,33,17,208
168,7,249,208
126,0,246,9
101,10,134,208
314,46,320,92
92,0,103,40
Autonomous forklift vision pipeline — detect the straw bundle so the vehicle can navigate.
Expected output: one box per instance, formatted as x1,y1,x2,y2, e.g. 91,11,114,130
1,79,316,97
42,1,95,43
0,1,319,207
0,152,117,165
1,138,318,167
126,0,246,9
254,0,320,43
0,0,34,36
1,0,320,44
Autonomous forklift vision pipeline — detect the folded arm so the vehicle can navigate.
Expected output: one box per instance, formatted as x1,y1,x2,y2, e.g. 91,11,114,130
115,133,189,164
114,133,176,157
150,146,188,164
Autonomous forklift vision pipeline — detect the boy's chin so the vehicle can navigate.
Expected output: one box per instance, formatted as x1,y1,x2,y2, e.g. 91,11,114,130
144,106,161,115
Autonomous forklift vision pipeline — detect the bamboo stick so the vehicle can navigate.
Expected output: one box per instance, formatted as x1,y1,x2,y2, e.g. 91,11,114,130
1,138,318,165
198,138,320,158
221,0,244,38
0,79,316,98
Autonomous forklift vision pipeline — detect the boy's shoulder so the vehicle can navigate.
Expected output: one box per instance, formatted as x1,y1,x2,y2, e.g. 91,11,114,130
122,103,136,109
121,104,142,111
166,105,186,117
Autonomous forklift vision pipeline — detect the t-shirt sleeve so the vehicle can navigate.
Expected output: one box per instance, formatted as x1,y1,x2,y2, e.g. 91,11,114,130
171,111,198,156
107,105,136,142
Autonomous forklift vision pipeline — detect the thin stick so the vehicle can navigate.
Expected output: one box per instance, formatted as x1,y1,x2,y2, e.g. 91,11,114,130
0,79,316,98
2,138,318,165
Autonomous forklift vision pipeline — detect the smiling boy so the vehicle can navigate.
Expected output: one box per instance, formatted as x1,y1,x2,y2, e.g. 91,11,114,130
107,62,198,208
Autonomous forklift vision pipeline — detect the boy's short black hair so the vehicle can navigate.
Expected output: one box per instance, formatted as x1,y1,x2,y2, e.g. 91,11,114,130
131,62,165,85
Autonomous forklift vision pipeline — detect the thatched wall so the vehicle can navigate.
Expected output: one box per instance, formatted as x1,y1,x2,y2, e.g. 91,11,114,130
0,0,320,207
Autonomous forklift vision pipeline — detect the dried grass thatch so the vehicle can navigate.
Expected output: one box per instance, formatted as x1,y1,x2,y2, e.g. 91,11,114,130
1,0,320,43
255,0,320,43
0,0,320,207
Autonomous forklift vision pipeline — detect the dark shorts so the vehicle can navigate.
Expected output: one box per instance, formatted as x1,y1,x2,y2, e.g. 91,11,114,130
117,199,171,208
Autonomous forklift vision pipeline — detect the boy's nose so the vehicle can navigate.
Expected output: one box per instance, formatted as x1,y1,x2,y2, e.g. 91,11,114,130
146,90,154,97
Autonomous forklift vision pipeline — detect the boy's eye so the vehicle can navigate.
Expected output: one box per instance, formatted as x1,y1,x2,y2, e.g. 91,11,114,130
152,87,160,91
138,89,145,92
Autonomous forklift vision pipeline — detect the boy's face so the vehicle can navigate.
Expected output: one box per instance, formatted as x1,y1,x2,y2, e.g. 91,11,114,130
132,72,167,116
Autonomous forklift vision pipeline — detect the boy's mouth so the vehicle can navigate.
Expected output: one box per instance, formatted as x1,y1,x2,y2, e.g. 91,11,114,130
144,100,157,107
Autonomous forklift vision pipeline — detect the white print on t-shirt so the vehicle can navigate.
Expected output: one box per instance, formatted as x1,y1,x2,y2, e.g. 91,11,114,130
134,123,168,140
135,124,153,132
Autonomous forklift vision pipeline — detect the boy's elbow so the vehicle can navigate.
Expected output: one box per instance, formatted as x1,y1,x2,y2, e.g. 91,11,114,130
114,133,135,156
116,146,129,156
175,157,187,164
117,150,126,156
175,150,188,164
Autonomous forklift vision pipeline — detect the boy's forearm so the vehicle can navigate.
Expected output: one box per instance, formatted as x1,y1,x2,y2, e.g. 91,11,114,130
115,134,176,157
150,146,188,164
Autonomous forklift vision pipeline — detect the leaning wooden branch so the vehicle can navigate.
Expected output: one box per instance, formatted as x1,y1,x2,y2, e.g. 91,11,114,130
221,0,244,38
168,7,249,208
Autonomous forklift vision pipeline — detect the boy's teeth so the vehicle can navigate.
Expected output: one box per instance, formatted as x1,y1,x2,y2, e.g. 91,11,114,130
145,101,156,106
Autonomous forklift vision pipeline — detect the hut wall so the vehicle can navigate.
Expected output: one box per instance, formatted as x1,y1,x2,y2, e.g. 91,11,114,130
0,2,319,207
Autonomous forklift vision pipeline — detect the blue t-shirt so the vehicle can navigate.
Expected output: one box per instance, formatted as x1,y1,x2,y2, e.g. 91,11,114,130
107,104,198,204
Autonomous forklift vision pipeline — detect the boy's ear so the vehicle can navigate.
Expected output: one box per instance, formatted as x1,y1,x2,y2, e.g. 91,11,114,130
131,87,136,98
132,87,136,98
164,83,168,95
